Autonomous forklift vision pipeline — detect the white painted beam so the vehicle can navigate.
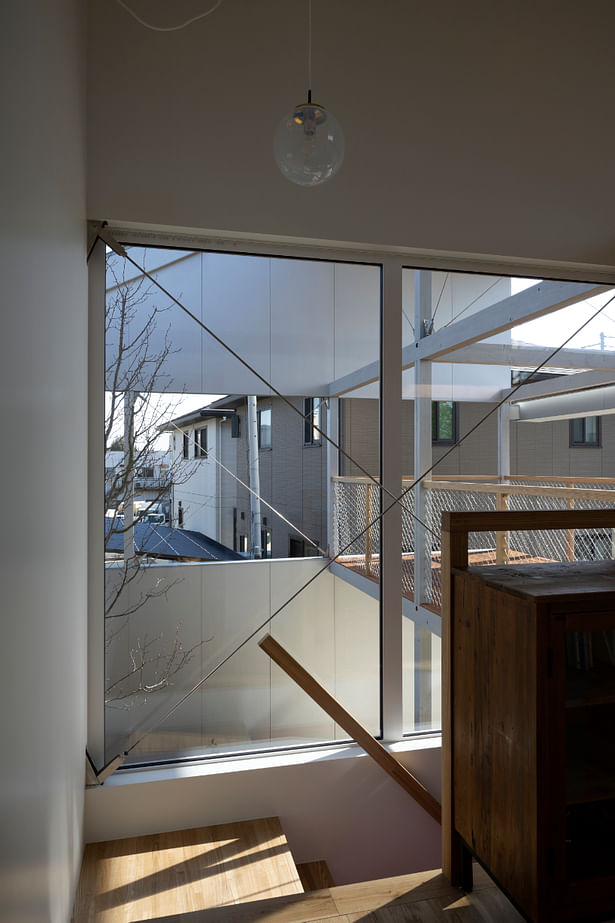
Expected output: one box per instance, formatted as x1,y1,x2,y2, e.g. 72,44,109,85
434,342,615,370
328,281,611,396
508,368,615,402
410,281,610,364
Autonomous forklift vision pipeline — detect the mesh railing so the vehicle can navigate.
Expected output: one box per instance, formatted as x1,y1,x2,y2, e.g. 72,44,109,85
332,476,615,609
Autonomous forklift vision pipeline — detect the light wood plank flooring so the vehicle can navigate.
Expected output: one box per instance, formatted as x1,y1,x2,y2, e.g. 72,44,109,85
72,820,532,923
72,818,303,922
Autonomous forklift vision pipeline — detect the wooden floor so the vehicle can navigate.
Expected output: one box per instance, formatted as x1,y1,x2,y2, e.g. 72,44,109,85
72,820,529,923
72,818,303,922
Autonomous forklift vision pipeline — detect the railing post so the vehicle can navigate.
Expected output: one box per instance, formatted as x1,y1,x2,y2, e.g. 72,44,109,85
326,399,339,558
414,270,433,730
365,483,372,575
566,489,575,561
496,491,509,564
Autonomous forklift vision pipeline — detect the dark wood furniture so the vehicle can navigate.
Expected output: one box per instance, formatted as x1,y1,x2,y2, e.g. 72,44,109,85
441,510,615,923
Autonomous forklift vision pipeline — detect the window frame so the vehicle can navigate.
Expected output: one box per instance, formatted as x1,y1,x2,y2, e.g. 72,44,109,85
569,416,601,448
432,400,458,445
303,397,322,446
194,426,208,458
257,407,272,450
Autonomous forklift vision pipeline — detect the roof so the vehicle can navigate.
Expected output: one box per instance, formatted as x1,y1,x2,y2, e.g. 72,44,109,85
159,396,243,431
105,518,244,562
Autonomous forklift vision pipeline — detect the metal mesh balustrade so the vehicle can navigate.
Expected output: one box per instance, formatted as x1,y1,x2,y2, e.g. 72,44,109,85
333,476,615,610
332,479,381,578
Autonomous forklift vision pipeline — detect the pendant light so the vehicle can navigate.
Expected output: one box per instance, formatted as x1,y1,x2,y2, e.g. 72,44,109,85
273,1,344,186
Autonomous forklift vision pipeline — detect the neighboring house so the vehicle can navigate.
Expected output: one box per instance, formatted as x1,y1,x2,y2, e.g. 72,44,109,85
105,448,174,521
104,518,243,563
164,392,615,561
341,397,615,480
163,395,328,558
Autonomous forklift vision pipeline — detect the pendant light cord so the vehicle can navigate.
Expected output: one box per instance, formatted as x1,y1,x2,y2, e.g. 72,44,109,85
115,0,224,32
308,0,312,102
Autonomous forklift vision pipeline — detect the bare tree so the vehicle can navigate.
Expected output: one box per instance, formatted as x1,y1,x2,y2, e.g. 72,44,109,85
104,252,204,706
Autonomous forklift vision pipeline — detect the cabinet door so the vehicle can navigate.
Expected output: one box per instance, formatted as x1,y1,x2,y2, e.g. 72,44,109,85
561,615,615,886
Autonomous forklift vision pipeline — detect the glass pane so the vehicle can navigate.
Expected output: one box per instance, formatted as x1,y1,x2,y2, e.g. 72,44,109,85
565,628,615,881
585,416,598,444
104,249,381,763
571,418,584,443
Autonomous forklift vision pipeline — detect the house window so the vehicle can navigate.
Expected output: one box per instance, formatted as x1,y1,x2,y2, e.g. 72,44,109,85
137,466,154,479
303,397,322,445
231,413,240,438
432,400,457,444
183,432,190,459
570,416,601,447
257,407,271,449
238,534,248,553
289,537,305,557
261,528,272,558
194,426,208,457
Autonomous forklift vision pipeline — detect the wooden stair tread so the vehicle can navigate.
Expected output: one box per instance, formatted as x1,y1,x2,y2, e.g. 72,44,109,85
297,860,335,891
92,863,526,923
71,817,303,922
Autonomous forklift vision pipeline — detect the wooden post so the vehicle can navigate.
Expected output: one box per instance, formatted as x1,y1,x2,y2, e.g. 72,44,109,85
441,513,469,886
495,491,509,564
365,483,372,576
566,493,575,561
260,634,441,823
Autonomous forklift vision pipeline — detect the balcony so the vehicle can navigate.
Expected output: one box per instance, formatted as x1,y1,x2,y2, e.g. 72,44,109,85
332,474,615,612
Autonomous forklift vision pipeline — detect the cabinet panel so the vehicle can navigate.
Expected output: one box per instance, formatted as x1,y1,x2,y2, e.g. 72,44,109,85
449,561,615,922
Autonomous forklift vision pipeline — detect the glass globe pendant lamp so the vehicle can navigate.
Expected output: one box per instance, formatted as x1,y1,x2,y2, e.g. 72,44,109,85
274,89,344,186
273,1,344,186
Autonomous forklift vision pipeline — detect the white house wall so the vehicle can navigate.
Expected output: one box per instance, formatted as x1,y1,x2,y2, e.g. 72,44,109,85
107,251,382,396
171,419,220,538
108,249,512,401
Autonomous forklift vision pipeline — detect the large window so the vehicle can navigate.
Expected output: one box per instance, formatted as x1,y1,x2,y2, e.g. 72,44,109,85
102,246,381,766
432,400,457,444
570,416,601,447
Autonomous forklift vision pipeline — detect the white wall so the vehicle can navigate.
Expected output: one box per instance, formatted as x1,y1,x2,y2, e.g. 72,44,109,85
0,3,87,921
85,739,442,886
88,0,615,269
104,560,382,760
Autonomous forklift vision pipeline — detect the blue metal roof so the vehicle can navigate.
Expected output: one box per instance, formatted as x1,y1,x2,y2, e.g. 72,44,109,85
105,518,244,561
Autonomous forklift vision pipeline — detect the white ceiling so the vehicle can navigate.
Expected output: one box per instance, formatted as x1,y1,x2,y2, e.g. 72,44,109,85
88,0,615,270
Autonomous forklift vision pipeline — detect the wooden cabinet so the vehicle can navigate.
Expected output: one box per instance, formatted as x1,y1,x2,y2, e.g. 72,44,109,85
441,511,615,923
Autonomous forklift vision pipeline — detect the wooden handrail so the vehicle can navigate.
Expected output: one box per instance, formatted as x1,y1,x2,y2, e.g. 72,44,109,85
441,508,615,535
259,634,441,825
425,480,615,502
332,474,615,487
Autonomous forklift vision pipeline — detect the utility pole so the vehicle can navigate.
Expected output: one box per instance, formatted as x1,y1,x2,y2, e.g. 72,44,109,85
247,395,262,558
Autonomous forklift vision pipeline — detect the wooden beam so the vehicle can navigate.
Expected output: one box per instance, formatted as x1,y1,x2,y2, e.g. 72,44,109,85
440,525,468,885
441,509,615,534
258,634,441,824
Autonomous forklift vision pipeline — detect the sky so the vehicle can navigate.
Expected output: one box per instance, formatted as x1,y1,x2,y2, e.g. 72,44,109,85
511,278,615,353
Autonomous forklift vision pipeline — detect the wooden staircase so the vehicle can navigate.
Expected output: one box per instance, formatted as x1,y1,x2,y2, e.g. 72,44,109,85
72,818,524,922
